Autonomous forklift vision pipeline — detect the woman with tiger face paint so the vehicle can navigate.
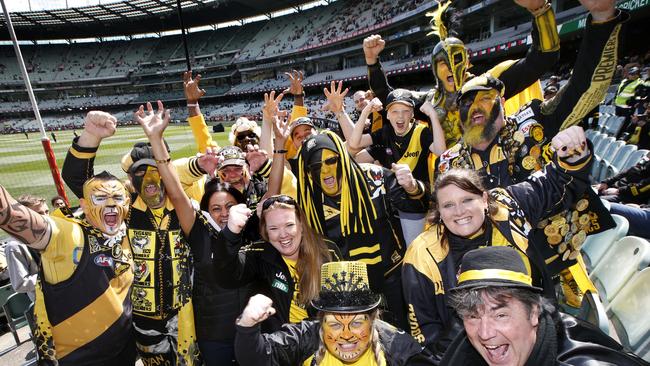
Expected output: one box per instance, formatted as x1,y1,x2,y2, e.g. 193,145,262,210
234,262,436,366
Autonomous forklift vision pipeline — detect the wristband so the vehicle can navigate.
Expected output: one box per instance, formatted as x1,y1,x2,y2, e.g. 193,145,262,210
273,149,288,154
155,157,171,164
529,1,550,17
187,103,198,107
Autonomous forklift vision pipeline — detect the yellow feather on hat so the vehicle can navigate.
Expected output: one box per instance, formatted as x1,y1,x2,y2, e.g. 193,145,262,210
427,0,452,39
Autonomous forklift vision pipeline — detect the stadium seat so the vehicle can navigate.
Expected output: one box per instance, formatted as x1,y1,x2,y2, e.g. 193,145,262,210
590,236,650,304
605,116,626,137
606,143,638,178
597,114,612,132
620,149,649,172
0,283,15,325
589,132,606,152
581,214,628,270
1,292,31,347
585,129,598,140
607,268,650,359
597,140,625,181
577,290,609,335
592,136,615,180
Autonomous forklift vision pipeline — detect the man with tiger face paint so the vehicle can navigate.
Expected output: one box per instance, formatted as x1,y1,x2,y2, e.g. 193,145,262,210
81,175,130,235
234,261,436,365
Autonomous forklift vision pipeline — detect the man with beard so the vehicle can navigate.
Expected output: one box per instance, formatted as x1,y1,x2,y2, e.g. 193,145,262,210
432,0,626,308
62,109,215,365
363,0,560,149
0,172,135,365
234,261,436,366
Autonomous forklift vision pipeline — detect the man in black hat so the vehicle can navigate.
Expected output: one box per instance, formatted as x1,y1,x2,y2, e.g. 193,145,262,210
234,261,436,365
442,246,649,365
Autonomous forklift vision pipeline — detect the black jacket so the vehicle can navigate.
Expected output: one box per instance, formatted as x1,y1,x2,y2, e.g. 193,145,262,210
209,226,342,333
441,313,649,366
234,319,437,366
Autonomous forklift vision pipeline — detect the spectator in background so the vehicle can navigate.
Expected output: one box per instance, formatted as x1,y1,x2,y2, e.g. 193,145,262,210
615,66,644,129
4,194,46,301
51,195,67,209
596,152,650,205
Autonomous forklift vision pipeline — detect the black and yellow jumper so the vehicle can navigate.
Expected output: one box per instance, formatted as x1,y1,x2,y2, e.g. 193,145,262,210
403,149,593,359
34,216,134,365
62,137,205,365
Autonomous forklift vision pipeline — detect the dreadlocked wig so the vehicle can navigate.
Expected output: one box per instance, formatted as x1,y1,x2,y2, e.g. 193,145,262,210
297,131,377,236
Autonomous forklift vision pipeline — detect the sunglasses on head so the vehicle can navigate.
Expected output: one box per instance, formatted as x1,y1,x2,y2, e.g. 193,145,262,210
236,131,258,141
262,195,297,212
308,155,339,174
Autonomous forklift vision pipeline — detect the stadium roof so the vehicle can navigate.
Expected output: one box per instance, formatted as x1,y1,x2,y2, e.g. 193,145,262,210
0,0,312,41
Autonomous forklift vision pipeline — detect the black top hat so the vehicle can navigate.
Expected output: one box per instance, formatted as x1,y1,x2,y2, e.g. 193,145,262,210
311,261,382,313
386,89,416,109
452,246,543,293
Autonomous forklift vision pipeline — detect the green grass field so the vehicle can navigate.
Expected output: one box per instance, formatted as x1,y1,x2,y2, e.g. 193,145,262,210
0,123,231,209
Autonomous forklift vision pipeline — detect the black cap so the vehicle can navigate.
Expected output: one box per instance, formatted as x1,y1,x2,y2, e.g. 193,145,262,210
452,246,543,293
386,89,415,109
629,66,640,75
289,117,316,134
457,74,505,104
121,140,170,173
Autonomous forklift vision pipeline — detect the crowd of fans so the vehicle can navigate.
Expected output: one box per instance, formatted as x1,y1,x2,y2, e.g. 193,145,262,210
0,1,649,366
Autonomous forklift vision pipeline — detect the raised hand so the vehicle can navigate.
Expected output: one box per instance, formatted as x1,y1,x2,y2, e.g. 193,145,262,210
283,70,304,96
363,34,385,65
513,0,547,12
392,163,418,194
246,144,269,174
364,97,383,114
183,71,206,103
237,294,276,327
83,111,117,140
227,203,252,234
262,90,285,121
322,80,349,113
578,0,616,21
272,110,291,146
551,126,589,162
198,146,220,178
134,100,170,140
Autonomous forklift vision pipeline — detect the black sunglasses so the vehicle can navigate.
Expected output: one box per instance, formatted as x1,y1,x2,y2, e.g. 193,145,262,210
236,131,258,141
307,155,339,174
262,195,297,212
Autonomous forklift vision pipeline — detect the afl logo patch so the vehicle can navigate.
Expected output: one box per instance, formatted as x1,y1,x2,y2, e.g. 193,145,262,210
94,254,113,267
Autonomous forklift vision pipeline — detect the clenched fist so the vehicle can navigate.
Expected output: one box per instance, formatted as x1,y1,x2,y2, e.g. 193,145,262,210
363,35,385,66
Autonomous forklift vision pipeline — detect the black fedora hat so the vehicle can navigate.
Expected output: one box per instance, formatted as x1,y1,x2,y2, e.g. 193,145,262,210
452,246,543,293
